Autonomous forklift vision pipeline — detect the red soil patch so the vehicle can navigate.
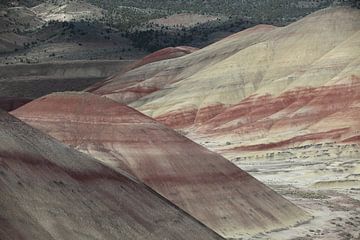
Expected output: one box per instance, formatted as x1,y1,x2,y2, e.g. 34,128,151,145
155,108,198,128
342,135,360,143
13,92,310,238
231,128,349,151
130,46,198,70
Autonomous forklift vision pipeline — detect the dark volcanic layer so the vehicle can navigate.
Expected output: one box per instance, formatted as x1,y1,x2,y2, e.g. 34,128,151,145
13,92,310,239
0,97,32,111
0,110,224,240
0,60,132,98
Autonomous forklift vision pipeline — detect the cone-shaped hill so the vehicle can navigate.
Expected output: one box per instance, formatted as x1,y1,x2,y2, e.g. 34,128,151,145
0,109,224,240
13,92,310,238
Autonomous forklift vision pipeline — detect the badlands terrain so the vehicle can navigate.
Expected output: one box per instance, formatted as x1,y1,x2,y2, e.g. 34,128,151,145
0,110,225,240
0,1,360,240
89,6,360,240
12,92,310,239
1,0,356,99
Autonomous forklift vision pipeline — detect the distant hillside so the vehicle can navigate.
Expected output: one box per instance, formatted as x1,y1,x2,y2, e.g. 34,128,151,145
88,0,359,24
85,0,359,51
1,0,358,60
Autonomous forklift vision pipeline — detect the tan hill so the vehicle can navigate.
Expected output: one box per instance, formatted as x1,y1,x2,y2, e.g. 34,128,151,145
31,1,105,22
92,23,276,104
0,109,225,240
12,92,310,239
86,46,199,93
88,6,360,152
130,46,199,70
148,13,221,28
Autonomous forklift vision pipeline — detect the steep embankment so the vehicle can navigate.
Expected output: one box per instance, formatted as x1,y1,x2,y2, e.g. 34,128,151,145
13,92,310,239
0,109,224,240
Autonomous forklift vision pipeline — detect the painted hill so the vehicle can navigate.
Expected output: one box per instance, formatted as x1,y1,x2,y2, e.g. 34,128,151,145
0,109,225,240
130,46,199,70
12,92,310,239
88,6,360,153
92,23,277,104
86,46,199,94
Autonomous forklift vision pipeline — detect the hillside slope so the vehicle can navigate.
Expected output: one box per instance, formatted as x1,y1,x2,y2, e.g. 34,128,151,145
89,7,360,152
12,92,310,239
31,1,105,22
92,24,276,103
0,110,224,240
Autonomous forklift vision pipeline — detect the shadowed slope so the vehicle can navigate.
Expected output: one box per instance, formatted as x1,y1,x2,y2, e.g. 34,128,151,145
13,92,310,239
0,60,133,99
0,97,32,111
0,110,224,240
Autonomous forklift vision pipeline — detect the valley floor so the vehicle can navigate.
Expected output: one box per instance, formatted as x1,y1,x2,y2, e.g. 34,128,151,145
262,186,360,240
202,142,360,240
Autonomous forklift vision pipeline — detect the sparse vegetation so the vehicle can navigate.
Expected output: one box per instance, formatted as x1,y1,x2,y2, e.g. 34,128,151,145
1,0,358,59
283,189,329,199
88,0,359,23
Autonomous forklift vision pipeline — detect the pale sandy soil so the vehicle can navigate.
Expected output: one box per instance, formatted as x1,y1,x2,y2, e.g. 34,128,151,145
148,13,222,28
261,188,360,240
197,141,360,240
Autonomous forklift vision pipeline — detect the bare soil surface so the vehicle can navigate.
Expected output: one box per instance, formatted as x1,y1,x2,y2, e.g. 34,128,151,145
208,143,360,240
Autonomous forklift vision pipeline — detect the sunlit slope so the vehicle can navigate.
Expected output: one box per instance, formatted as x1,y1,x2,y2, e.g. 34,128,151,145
88,7,360,150
92,24,276,104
